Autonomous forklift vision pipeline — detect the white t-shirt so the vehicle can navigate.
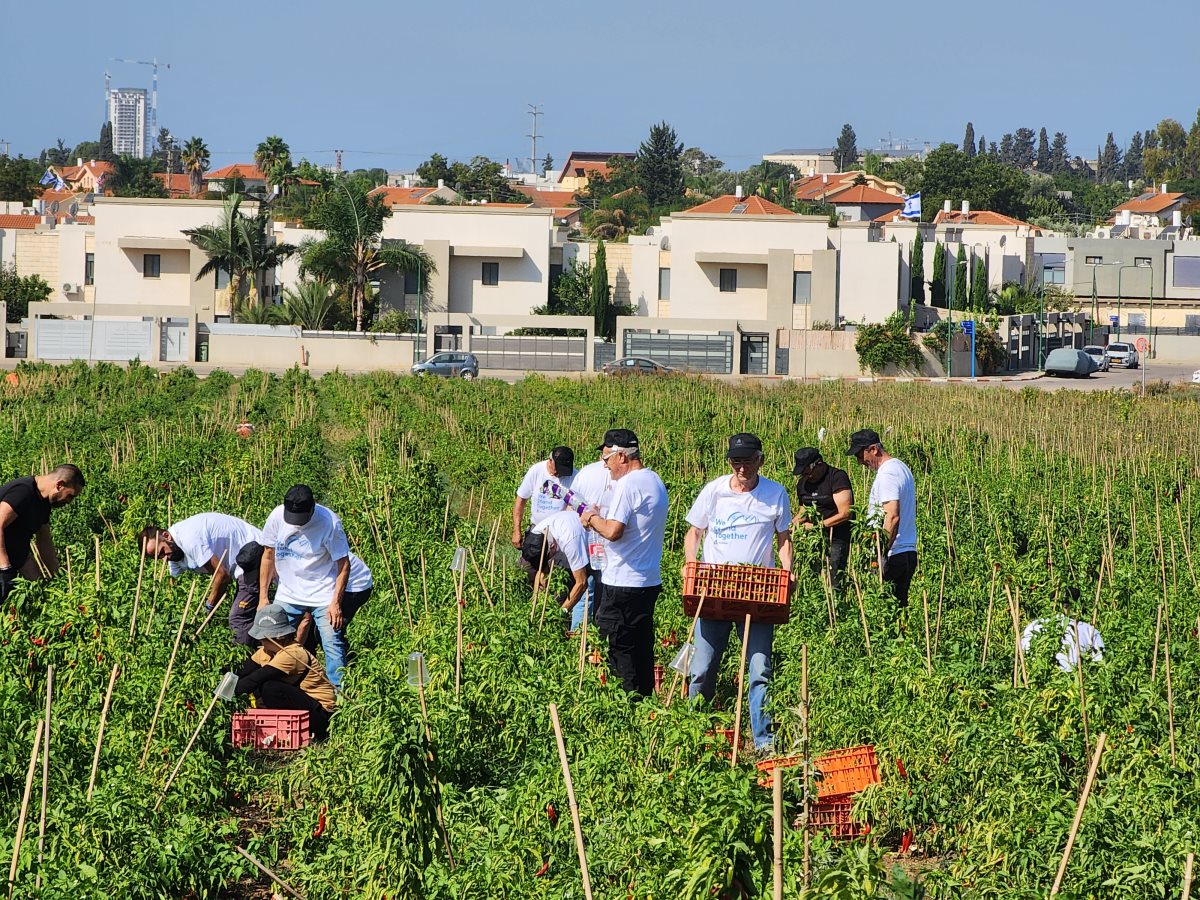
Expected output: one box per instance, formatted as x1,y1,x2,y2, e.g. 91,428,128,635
516,460,575,525
867,457,917,556
347,553,373,593
572,459,613,566
167,513,264,580
602,467,668,588
1021,617,1105,671
261,504,351,609
533,510,590,573
686,475,791,567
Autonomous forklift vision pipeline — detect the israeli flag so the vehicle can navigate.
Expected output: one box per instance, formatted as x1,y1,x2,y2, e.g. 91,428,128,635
901,191,921,219
39,169,57,186
54,174,67,191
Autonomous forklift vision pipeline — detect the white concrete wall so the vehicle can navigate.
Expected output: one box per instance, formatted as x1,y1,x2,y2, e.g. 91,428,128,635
381,206,554,316
839,242,901,324
207,326,416,370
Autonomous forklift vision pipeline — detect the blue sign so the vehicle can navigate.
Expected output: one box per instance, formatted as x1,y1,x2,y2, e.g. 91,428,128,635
960,320,974,336
1109,315,1119,326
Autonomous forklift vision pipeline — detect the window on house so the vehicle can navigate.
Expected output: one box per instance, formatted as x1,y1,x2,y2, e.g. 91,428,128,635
1085,255,1102,265
404,270,420,294
1127,313,1146,327
719,268,737,292
1174,256,1200,288
143,254,161,278
482,262,499,286
1041,252,1065,286
84,253,95,286
1135,257,1152,268
658,267,671,300
1184,314,1200,330
793,272,812,304
215,266,230,290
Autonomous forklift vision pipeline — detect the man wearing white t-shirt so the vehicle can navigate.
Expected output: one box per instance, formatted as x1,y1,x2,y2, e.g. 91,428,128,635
259,485,372,688
849,429,918,607
523,509,590,619
140,513,264,645
683,433,793,752
568,433,617,631
511,446,575,551
581,429,668,699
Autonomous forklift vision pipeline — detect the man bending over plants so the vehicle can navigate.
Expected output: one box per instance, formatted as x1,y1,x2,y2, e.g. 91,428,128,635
0,464,85,601
140,513,265,645
235,603,336,741
522,508,590,627
683,433,793,754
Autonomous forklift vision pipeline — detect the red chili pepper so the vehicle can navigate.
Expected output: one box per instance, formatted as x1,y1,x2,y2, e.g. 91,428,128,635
900,829,913,854
77,605,87,614
185,700,196,714
30,637,44,647
546,803,558,827
312,805,327,838
896,758,908,779
599,672,607,686
60,622,72,637
534,858,550,877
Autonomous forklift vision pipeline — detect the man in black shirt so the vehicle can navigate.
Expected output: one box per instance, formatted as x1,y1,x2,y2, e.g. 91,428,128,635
792,448,853,593
0,464,85,600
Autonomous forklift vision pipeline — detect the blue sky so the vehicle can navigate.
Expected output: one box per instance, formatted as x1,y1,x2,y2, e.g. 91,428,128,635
2,0,1198,174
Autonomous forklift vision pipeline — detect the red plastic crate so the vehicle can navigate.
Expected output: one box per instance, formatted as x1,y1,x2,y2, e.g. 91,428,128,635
232,709,311,750
682,561,791,624
814,745,879,797
806,796,868,839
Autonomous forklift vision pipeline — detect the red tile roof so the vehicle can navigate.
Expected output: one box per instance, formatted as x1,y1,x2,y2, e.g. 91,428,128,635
553,208,582,224
205,163,267,181
827,185,904,206
369,186,437,206
57,161,114,183
557,151,634,183
685,195,796,215
793,172,857,201
933,209,1036,228
513,185,579,209
64,215,94,225
0,214,41,230
1112,191,1186,214
154,173,192,196
36,189,79,205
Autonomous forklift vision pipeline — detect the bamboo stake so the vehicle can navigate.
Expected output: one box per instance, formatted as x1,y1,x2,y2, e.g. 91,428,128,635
577,586,590,691
35,667,53,889
848,562,872,657
549,703,594,900
87,664,120,801
1164,611,1177,766
155,693,221,811
933,568,945,658
93,535,101,593
130,540,146,638
416,675,456,868
468,547,494,609
233,846,306,900
1183,852,1194,900
1072,619,1090,754
922,591,933,676
395,548,414,624
454,563,464,697
1152,600,1163,681
528,538,547,624
981,567,997,666
1005,585,1028,687
802,645,811,890
8,719,43,899
441,494,451,541
1049,733,1107,898
537,560,556,630
367,510,406,628
772,768,784,900
420,549,430,619
731,613,752,769
141,583,196,768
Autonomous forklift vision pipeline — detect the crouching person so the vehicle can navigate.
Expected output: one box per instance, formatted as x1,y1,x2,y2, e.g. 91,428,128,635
235,603,336,741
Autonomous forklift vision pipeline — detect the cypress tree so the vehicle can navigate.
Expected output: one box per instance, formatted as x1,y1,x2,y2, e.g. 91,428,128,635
910,232,925,304
971,254,988,311
931,241,946,306
591,240,610,340
953,244,968,310
962,122,976,156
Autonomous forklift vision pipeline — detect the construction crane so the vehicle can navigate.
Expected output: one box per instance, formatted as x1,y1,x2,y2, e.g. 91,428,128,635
109,57,170,152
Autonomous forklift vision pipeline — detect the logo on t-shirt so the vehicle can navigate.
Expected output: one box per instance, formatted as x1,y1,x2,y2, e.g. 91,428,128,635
710,511,763,541
277,532,313,561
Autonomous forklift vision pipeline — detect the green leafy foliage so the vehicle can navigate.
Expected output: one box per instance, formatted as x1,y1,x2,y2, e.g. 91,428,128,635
0,262,52,322
855,312,921,373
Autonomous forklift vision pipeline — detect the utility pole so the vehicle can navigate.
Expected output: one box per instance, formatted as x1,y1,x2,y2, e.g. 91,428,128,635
0,139,9,158
335,150,343,174
527,104,543,179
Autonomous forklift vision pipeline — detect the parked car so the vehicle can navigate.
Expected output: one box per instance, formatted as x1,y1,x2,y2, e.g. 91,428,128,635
1104,342,1139,369
1082,345,1110,372
601,356,674,376
411,352,479,380
1044,348,1098,377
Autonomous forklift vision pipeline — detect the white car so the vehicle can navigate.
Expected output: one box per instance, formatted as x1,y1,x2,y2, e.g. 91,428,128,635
1082,345,1109,372
1104,342,1139,369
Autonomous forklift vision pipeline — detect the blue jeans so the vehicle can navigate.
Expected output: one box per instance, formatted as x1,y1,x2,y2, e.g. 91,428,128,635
571,569,601,631
278,588,371,688
688,617,775,750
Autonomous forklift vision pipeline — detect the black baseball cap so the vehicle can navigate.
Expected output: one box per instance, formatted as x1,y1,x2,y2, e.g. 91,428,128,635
283,484,316,525
597,428,639,451
792,447,822,475
727,433,763,458
846,429,882,457
550,446,574,477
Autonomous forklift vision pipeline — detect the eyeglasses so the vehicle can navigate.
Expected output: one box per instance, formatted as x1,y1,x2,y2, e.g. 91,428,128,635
729,457,757,469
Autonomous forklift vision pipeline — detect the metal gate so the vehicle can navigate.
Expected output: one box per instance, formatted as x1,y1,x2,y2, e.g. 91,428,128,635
740,333,769,375
160,319,190,361
471,335,586,372
622,332,733,374
35,319,155,361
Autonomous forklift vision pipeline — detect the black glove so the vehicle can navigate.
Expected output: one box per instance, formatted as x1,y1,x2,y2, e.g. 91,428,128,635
0,566,16,601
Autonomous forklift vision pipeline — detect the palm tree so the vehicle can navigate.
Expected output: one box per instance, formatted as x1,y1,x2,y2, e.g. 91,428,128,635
181,137,210,198
299,180,433,331
183,194,295,312
282,279,336,330
254,136,293,194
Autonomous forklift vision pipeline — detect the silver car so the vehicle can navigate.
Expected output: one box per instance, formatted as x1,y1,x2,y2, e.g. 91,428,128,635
1104,342,1139,369
1082,345,1109,372
411,351,479,380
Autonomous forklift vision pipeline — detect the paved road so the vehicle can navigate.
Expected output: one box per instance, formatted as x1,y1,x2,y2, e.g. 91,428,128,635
997,361,1198,392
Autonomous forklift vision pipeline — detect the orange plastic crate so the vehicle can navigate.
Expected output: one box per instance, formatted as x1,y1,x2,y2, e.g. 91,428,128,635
807,796,868,839
814,745,879,797
232,709,311,750
682,561,791,624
